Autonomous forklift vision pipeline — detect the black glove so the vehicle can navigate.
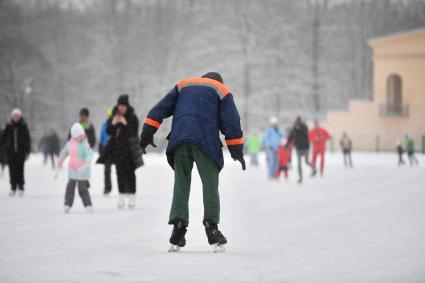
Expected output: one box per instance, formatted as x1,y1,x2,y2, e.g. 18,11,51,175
139,135,157,154
229,146,246,171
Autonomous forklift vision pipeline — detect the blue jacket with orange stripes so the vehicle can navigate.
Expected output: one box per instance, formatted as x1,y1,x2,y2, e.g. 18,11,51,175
141,77,244,171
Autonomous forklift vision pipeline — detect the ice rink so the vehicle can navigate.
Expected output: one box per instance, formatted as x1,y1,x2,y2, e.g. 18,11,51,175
0,152,424,283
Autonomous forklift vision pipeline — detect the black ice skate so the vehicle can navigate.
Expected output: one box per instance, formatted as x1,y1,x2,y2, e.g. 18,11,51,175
203,220,227,253
168,220,187,252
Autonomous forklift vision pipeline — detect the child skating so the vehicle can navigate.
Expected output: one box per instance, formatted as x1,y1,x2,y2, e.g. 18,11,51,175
139,72,245,252
57,123,93,213
276,138,292,180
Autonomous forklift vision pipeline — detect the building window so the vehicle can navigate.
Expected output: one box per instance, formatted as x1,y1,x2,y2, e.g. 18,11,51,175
386,74,402,114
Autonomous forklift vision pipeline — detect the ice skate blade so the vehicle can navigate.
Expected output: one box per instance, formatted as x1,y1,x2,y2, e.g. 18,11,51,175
168,244,181,252
213,244,226,253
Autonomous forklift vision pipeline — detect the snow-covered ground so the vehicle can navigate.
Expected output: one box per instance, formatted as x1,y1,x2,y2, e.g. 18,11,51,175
0,152,424,283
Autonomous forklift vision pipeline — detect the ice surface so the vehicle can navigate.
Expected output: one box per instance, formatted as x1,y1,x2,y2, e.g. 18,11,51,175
0,152,424,283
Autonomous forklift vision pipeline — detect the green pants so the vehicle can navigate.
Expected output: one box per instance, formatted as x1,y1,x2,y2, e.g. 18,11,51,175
169,144,220,224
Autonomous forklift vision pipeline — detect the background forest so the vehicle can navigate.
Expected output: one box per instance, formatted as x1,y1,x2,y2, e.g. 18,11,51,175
1,0,425,141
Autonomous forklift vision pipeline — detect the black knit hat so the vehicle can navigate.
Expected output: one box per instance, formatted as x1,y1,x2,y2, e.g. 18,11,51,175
117,94,130,106
202,72,224,84
79,108,89,117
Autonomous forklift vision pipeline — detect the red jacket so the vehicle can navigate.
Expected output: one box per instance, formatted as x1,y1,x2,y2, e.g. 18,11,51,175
308,127,330,152
278,145,291,167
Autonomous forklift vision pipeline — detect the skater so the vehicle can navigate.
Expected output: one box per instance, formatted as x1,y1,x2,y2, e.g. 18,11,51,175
263,117,284,178
97,95,140,209
45,130,60,169
246,133,261,166
308,120,330,176
57,123,93,213
340,132,353,168
0,109,31,196
69,108,96,149
38,133,49,166
276,138,292,180
0,125,7,177
99,108,113,195
396,140,405,166
285,116,315,183
406,136,419,166
139,72,245,252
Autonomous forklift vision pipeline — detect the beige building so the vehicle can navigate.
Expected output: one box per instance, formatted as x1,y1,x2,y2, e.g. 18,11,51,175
323,27,425,151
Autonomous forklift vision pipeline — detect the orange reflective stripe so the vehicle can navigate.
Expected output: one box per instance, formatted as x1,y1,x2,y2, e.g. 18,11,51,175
225,138,244,145
144,118,161,129
177,78,230,98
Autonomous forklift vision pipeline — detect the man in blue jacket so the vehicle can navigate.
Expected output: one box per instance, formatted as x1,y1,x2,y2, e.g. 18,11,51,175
99,108,113,195
140,72,245,252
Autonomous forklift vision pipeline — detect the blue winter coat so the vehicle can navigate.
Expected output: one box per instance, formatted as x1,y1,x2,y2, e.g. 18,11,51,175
99,122,110,147
263,127,285,151
142,77,243,171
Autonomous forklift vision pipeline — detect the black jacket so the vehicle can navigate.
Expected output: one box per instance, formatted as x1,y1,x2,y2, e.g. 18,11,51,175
287,122,310,151
0,119,31,156
97,106,139,166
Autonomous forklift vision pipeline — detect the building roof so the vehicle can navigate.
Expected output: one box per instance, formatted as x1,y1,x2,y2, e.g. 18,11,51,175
368,26,425,46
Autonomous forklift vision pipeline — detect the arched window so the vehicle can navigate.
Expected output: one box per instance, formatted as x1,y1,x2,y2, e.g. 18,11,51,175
386,74,402,114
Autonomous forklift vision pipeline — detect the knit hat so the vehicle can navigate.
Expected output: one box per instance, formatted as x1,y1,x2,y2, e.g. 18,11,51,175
70,123,85,138
79,108,90,117
202,72,224,83
269,116,278,125
117,94,130,106
11,108,22,117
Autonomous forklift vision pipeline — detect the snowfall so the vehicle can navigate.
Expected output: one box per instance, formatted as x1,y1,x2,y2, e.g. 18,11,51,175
0,151,424,283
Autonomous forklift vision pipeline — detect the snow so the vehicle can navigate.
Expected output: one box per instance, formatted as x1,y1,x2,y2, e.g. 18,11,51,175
0,152,424,283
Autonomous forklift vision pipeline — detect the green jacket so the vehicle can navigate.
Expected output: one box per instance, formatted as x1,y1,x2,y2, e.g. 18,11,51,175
246,135,262,154
406,139,415,153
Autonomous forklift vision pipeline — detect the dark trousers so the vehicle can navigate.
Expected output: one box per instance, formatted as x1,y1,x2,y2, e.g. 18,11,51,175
65,180,92,207
343,150,353,168
43,153,55,168
169,144,220,224
408,152,419,165
104,162,112,194
398,153,405,165
115,159,136,194
296,149,314,181
8,153,25,190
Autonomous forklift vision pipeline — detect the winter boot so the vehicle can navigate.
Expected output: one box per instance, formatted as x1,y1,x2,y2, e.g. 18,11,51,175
8,190,16,197
128,194,136,210
203,220,227,252
168,220,188,252
85,206,94,213
18,190,24,197
117,194,126,209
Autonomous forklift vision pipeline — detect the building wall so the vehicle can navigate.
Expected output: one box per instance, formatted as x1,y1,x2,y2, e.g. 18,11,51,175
322,29,425,151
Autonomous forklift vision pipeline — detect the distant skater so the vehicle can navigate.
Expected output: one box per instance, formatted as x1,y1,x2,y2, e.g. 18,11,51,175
263,117,284,179
57,123,93,213
99,108,113,195
308,120,330,176
406,137,419,166
340,132,353,168
276,138,292,180
286,116,315,183
0,109,31,196
246,133,261,167
396,140,405,166
0,125,7,177
98,95,140,209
